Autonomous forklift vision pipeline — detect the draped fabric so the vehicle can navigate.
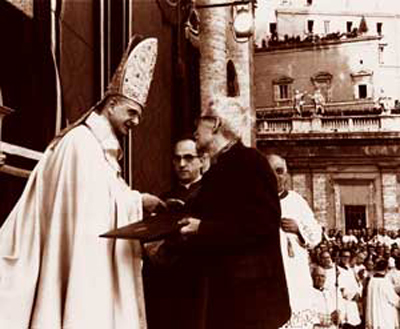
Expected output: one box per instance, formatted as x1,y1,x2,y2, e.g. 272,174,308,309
366,276,400,329
280,190,322,329
0,112,145,329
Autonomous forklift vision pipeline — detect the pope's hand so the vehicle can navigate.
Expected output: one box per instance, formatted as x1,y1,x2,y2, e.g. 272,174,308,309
178,217,201,235
142,193,166,213
281,217,299,234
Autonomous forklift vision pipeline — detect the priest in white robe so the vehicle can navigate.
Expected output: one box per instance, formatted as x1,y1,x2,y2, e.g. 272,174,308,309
0,35,162,329
268,154,322,329
366,259,400,329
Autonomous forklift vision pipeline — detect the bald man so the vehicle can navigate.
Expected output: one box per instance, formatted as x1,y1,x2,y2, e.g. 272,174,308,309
267,154,322,329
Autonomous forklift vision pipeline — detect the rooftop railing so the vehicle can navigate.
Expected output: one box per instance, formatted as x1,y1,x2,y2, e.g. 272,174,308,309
257,114,400,136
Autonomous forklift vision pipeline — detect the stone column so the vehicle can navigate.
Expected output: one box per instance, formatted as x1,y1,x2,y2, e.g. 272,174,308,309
292,173,312,205
382,173,400,230
198,1,254,146
199,2,228,111
227,35,253,146
313,173,329,228
333,182,344,230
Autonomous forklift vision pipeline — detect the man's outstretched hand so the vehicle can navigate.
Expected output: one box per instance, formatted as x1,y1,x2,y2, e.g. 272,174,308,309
142,193,166,214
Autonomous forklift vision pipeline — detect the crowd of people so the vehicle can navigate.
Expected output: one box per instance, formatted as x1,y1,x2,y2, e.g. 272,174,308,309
265,153,400,329
306,227,400,329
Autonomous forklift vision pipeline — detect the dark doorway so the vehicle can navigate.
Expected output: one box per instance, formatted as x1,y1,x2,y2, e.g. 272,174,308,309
345,205,366,231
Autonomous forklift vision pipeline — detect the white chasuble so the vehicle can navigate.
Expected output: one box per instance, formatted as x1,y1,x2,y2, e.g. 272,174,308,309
0,112,145,329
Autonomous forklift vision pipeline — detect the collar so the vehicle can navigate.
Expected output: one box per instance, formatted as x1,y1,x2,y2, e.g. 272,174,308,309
211,139,240,165
338,264,349,271
180,176,202,190
85,111,123,173
279,190,289,199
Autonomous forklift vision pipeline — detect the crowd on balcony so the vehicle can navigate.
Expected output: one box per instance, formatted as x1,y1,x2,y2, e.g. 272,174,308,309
255,16,371,51
255,28,369,51
305,227,400,328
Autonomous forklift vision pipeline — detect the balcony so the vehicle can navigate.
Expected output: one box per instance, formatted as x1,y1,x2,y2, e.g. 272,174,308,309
257,114,400,138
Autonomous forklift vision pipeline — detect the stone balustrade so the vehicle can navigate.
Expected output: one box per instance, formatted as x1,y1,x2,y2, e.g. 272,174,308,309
257,114,400,135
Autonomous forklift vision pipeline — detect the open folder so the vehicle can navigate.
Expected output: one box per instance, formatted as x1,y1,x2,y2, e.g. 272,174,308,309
100,212,187,242
100,199,187,242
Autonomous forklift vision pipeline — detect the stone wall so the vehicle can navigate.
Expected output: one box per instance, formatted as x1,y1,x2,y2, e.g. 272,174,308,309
312,173,329,228
254,37,381,109
382,172,400,230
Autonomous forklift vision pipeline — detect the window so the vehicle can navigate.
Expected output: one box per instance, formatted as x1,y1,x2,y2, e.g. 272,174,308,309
324,20,330,34
351,70,373,100
306,0,313,5
377,22,383,36
347,21,353,33
227,60,239,97
307,20,314,33
273,76,293,103
379,45,385,64
279,85,289,99
358,85,368,99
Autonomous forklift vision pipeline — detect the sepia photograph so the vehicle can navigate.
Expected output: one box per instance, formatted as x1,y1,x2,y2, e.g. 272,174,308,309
1,0,400,328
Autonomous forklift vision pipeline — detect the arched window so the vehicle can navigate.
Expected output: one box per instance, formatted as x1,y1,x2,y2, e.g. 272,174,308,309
227,60,240,97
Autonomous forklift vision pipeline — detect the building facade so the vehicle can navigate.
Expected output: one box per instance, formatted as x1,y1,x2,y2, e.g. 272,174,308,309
255,1,400,231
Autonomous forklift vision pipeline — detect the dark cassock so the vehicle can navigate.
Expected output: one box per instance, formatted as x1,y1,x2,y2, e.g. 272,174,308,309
143,179,205,329
184,140,291,329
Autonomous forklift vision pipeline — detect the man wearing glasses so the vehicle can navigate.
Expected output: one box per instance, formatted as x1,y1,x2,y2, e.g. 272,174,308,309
165,138,205,204
178,97,291,329
337,249,362,329
143,138,206,329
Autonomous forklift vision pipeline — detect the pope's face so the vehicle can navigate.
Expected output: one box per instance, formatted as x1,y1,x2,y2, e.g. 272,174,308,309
108,98,142,137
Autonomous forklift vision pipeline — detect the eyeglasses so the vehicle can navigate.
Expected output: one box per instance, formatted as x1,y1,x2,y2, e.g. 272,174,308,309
195,115,221,130
173,154,199,163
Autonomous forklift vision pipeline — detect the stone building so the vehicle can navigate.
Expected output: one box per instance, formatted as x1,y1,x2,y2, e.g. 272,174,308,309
254,1,400,231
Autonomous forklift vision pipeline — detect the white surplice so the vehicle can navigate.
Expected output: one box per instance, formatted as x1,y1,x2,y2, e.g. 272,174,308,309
366,275,400,329
279,190,322,329
338,265,362,327
0,112,146,329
